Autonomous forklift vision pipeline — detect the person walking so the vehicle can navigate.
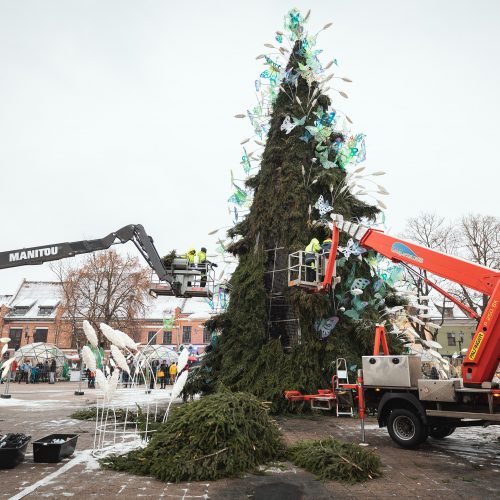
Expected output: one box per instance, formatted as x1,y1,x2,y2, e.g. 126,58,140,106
157,361,168,389
169,362,177,384
31,364,38,383
149,360,159,390
25,360,32,384
42,360,49,382
49,359,57,384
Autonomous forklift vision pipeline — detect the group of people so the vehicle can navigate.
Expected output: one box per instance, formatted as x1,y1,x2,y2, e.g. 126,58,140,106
83,358,180,390
149,360,178,389
182,247,207,266
0,358,58,384
182,247,211,288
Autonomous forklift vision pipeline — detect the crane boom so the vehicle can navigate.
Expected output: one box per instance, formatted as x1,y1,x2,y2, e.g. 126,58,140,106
326,214,500,386
0,225,174,290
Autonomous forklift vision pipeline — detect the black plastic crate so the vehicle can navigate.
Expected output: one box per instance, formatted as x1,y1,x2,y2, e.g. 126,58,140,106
33,434,79,463
0,436,31,469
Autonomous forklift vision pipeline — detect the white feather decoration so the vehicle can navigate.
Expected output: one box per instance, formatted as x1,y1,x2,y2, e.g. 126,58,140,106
0,337,11,344
388,306,404,313
100,323,126,349
114,329,139,351
1,344,8,356
426,322,441,330
426,340,443,350
171,370,188,400
408,315,425,326
81,346,96,372
107,369,119,401
1,358,15,379
82,320,98,348
414,304,430,311
110,345,130,374
428,349,443,359
95,368,108,393
177,348,190,374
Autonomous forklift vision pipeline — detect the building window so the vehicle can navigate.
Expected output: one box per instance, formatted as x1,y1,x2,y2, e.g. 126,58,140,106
203,328,211,343
148,331,157,344
182,326,191,344
38,307,54,316
11,307,29,316
9,328,22,350
34,328,48,343
163,331,172,344
447,332,456,346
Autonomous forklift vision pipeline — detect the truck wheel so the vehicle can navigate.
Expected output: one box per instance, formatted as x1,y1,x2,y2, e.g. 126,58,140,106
429,425,456,439
387,408,427,449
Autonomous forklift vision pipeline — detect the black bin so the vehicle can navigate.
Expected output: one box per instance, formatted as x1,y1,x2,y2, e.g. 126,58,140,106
33,434,79,463
0,437,31,469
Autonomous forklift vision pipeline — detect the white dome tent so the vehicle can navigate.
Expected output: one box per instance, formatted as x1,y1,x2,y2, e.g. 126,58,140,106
138,345,178,364
14,342,66,368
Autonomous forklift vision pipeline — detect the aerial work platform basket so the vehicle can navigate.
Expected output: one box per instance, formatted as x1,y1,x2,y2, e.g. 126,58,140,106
288,251,332,290
149,258,215,299
288,248,340,293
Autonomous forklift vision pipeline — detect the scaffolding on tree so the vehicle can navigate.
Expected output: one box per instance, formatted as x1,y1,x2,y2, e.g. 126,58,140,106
265,245,301,349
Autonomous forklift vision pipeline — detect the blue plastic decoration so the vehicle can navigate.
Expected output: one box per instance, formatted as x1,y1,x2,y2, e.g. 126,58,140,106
351,278,370,290
315,316,339,339
314,195,333,216
338,238,366,259
343,309,360,320
299,130,313,143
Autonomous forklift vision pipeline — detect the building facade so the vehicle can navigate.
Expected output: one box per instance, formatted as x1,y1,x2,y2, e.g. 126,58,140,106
0,280,213,358
433,317,477,356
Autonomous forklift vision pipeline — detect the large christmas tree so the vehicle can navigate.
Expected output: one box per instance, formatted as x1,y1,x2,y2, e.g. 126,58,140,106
190,10,402,411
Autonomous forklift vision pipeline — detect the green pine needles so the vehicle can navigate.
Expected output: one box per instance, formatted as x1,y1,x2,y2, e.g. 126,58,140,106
99,392,382,484
289,438,382,483
100,392,286,482
187,9,404,412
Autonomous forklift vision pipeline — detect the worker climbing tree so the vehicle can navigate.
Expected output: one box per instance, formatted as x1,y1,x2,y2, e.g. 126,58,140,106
187,9,404,411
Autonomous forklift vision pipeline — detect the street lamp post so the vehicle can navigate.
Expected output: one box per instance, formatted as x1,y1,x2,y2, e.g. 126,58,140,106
1,366,12,399
457,331,464,354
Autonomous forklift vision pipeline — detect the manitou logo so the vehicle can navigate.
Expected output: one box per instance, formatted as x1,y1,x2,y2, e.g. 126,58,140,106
9,246,59,262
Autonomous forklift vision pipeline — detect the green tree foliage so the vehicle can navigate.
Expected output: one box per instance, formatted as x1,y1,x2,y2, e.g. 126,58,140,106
289,438,382,482
100,392,285,482
188,10,403,412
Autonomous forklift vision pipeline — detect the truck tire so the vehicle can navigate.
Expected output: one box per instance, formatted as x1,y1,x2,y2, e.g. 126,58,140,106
387,408,428,449
429,425,456,439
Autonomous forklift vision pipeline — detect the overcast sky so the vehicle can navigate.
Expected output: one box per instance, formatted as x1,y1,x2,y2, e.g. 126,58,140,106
1,0,499,294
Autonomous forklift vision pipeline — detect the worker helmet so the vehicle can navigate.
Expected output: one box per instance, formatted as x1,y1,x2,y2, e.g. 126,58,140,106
201,247,207,253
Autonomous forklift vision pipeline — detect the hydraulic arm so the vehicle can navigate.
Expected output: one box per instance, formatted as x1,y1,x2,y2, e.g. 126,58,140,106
0,225,175,292
325,214,500,386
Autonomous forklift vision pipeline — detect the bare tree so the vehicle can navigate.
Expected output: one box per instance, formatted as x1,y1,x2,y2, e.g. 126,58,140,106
53,250,151,346
456,213,500,315
401,213,458,340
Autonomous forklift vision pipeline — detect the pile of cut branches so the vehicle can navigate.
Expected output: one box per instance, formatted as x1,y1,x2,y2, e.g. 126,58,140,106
70,407,133,422
100,392,285,482
288,437,382,483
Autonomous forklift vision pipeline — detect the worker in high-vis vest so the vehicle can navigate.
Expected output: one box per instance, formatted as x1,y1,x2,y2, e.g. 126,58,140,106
197,247,207,264
182,248,196,265
321,238,332,256
304,238,321,282
197,247,207,287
